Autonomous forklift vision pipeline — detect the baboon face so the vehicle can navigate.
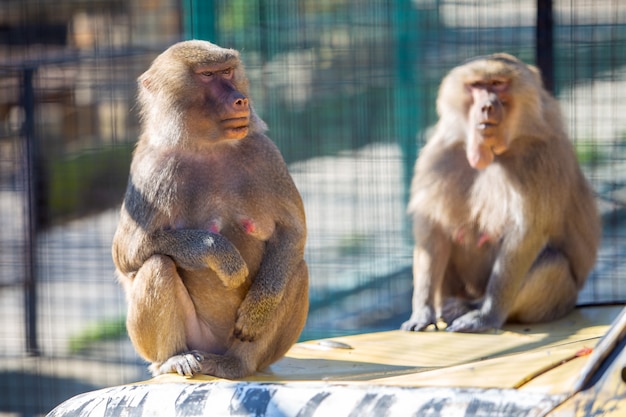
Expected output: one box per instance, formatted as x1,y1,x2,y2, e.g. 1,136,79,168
189,64,250,140
438,54,543,170
139,40,255,143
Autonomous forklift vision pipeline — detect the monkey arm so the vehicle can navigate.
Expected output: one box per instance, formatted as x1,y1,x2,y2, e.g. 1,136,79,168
401,220,451,331
112,224,248,288
233,221,306,342
150,229,249,287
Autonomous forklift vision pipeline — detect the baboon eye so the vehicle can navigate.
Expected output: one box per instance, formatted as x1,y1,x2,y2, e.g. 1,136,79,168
491,79,509,91
220,68,235,79
200,70,214,77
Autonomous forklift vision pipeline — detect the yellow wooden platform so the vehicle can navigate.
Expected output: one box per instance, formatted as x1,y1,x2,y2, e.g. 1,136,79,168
148,305,620,394
48,305,626,417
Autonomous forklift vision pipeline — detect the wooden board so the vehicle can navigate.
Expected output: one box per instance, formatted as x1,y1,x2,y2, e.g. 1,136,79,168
48,305,626,417
161,305,622,395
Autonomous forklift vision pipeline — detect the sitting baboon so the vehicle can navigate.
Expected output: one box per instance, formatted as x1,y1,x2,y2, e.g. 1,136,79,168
112,40,309,378
401,53,600,333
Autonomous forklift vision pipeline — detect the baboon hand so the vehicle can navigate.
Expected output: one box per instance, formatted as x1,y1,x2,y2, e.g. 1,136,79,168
212,250,249,289
152,229,249,288
233,296,277,342
446,309,503,333
400,306,437,332
441,297,476,325
233,312,259,342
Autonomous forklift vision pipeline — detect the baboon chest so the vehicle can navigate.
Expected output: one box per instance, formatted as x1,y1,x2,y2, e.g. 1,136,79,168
174,165,275,241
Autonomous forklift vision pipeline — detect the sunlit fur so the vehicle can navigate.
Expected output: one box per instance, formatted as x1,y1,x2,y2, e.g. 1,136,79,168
137,40,266,148
402,53,600,333
113,40,308,379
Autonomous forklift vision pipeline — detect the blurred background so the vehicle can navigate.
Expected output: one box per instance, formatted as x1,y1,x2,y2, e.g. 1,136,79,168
1,0,625,415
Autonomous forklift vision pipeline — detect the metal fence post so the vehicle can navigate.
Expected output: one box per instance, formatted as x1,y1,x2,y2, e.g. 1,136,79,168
21,66,40,356
182,0,216,42
536,0,554,94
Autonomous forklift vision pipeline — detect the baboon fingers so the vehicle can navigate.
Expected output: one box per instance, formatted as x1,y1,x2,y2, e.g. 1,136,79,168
400,320,434,332
400,306,437,332
233,317,257,342
214,257,249,288
152,351,203,377
445,309,502,333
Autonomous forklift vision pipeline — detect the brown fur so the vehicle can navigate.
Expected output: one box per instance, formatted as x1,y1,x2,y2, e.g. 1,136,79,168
401,53,600,333
112,40,308,378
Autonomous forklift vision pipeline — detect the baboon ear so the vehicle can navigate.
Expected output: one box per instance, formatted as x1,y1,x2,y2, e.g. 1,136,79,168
139,72,154,92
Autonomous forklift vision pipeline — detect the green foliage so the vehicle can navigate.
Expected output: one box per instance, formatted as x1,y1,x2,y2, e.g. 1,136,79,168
265,87,394,164
68,316,127,354
575,140,605,166
47,143,133,223
337,233,370,257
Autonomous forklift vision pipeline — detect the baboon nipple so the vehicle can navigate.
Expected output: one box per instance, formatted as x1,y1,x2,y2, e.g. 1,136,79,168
208,219,222,234
477,233,492,248
241,218,256,234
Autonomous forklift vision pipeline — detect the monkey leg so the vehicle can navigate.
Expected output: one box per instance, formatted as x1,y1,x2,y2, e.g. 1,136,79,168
441,297,482,326
154,261,309,379
507,248,578,323
447,248,577,332
125,254,191,364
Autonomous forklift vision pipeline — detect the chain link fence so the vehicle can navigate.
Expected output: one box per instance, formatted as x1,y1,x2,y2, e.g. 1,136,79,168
0,1,625,415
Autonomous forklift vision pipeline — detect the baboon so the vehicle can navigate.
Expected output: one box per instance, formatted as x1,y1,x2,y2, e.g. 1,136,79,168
401,53,600,333
112,40,309,378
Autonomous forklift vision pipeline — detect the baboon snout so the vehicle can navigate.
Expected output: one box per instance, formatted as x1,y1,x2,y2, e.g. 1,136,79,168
233,94,249,109
481,100,494,116
476,93,503,124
